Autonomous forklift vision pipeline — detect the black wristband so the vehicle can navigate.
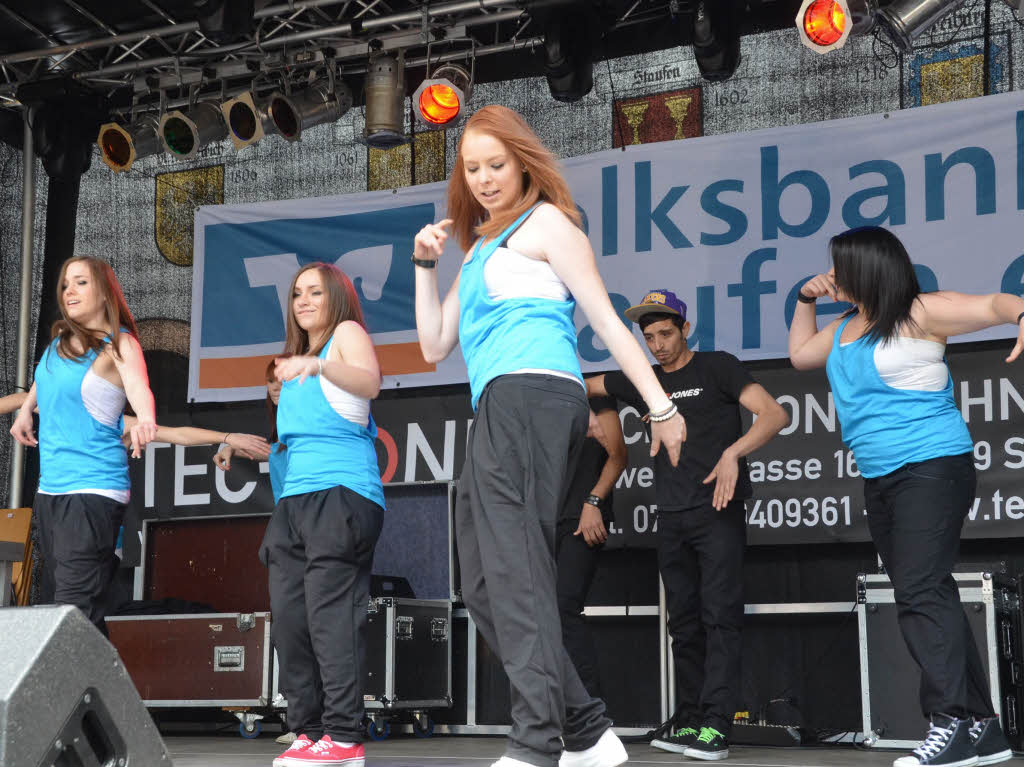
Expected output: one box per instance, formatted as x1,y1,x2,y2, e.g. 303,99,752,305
797,292,817,304
585,494,603,510
411,255,437,269
1017,310,1024,325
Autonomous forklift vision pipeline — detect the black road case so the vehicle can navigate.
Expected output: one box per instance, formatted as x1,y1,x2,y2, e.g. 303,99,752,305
857,572,1022,750
363,597,452,732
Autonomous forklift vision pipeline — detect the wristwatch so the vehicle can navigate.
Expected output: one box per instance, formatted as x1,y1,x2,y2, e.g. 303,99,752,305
585,494,604,510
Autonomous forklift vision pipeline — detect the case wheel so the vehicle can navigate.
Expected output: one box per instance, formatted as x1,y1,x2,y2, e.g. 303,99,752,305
239,719,262,738
232,711,264,738
367,719,391,740
413,715,434,738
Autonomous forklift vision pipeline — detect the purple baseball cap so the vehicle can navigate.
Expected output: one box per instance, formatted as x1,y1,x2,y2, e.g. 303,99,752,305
624,289,688,323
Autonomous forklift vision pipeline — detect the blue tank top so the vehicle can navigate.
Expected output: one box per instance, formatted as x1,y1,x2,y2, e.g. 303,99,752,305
825,315,973,478
268,443,287,505
35,338,128,494
275,341,385,508
458,205,582,409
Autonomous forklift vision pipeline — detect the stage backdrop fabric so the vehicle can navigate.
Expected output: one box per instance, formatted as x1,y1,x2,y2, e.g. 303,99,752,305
190,89,1024,402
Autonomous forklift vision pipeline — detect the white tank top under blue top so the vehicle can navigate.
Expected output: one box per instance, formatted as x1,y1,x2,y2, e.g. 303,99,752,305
275,339,384,508
458,204,583,409
826,314,973,478
34,336,130,500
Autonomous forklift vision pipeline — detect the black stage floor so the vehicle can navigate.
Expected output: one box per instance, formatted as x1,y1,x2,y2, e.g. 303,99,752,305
164,734,957,767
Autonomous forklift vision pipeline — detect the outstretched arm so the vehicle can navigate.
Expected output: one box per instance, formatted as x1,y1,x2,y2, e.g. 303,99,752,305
123,414,271,458
918,292,1024,361
0,391,28,416
538,205,685,465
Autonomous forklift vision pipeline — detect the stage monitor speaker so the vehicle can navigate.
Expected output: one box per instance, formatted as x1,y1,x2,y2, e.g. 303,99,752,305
0,605,171,767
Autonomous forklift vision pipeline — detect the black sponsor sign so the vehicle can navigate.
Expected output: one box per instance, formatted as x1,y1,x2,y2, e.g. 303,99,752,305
125,346,1024,566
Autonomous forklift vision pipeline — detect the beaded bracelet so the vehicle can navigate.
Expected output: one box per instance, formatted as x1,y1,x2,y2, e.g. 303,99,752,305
649,404,679,423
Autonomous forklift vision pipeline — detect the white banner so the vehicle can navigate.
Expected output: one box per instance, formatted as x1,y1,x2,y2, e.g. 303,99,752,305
189,90,1024,402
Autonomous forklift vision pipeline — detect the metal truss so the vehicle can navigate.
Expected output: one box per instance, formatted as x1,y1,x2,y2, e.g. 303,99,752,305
0,0,673,114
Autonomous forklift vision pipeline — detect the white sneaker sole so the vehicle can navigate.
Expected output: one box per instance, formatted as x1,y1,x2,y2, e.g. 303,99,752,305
650,738,691,754
682,746,729,761
893,757,978,767
274,757,364,767
978,749,1013,766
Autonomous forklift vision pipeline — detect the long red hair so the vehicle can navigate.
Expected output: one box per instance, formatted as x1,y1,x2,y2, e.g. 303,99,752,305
447,105,581,252
51,256,138,361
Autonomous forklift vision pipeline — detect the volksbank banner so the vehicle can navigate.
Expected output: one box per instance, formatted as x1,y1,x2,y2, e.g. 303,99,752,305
189,90,1024,402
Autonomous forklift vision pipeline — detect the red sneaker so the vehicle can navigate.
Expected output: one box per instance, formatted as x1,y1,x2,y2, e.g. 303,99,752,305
275,735,365,766
272,734,315,767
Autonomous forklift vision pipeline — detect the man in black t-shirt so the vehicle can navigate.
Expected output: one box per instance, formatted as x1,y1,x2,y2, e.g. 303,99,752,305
588,289,788,761
557,385,627,699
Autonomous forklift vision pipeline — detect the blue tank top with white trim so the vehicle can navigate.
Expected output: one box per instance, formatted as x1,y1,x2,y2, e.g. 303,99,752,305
825,314,973,478
268,443,287,504
458,205,582,410
275,341,384,507
35,337,128,494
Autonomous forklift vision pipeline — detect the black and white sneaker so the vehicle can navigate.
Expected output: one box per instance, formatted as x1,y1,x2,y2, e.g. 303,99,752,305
683,727,729,761
969,716,1013,766
893,714,979,767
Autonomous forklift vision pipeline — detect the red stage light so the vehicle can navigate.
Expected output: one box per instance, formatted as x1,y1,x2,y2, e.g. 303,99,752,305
418,83,462,125
803,0,846,47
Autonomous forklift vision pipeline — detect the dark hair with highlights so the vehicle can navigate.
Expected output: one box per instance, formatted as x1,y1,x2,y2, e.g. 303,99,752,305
830,226,921,344
51,256,138,361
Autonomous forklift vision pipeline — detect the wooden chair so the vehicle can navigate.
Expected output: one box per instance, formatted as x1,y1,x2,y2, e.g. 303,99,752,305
0,507,33,606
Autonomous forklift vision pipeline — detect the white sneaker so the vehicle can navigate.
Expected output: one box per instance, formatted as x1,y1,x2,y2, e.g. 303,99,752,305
559,730,628,767
277,731,298,745
491,759,541,767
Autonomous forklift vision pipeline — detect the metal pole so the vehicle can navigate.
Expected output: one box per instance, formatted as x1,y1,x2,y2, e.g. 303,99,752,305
658,574,669,724
8,111,35,510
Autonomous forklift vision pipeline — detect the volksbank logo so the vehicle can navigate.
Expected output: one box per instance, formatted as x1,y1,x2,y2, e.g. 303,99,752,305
200,202,435,347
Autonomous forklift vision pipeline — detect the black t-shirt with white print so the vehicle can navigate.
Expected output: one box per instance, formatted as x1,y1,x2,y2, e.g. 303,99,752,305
603,351,755,511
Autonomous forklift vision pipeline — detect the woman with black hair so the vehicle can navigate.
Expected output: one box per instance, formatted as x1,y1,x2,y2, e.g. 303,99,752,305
789,226,1023,767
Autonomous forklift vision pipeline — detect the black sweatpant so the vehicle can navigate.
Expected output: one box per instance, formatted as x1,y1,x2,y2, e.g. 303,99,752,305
456,374,611,767
657,501,746,736
34,492,125,635
556,518,605,699
864,452,995,720
260,484,384,743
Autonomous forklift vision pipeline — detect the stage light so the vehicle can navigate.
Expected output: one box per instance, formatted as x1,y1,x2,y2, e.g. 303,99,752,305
219,92,276,150
412,64,472,128
97,117,162,172
877,0,968,52
362,54,407,149
159,102,228,159
796,0,878,53
542,10,594,102
692,0,743,82
268,82,352,142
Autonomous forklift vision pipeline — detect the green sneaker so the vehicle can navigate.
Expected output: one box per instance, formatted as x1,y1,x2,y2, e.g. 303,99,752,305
683,727,729,761
651,726,700,754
